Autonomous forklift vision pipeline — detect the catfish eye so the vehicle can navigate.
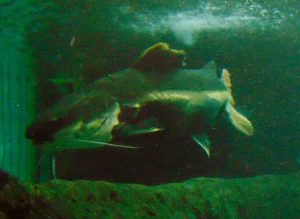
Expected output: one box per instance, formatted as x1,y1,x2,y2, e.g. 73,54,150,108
118,105,140,123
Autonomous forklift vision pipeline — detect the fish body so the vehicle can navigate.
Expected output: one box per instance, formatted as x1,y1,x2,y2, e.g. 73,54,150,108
26,43,253,156
116,60,253,156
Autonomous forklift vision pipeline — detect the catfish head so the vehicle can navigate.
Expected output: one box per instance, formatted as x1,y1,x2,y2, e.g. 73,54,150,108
25,43,185,151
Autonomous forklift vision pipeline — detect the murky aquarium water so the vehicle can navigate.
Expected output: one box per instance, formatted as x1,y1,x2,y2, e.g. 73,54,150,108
0,0,299,218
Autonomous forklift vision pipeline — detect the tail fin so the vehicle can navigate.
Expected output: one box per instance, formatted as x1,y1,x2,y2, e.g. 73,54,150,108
225,102,254,136
221,69,235,105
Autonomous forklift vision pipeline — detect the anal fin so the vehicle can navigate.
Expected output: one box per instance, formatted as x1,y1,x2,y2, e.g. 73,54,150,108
192,134,211,157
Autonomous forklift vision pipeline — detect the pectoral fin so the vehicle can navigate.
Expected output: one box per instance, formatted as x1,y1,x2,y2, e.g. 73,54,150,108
113,118,164,137
192,134,211,157
225,102,254,136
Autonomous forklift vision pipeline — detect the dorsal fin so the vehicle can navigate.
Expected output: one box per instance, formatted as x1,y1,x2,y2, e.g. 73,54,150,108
132,42,185,73
221,68,235,105
202,60,217,75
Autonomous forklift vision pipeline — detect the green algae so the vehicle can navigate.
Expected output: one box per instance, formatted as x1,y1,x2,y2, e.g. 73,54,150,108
27,172,300,219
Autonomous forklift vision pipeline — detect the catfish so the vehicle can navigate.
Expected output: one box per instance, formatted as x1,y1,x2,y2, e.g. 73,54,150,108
26,43,253,158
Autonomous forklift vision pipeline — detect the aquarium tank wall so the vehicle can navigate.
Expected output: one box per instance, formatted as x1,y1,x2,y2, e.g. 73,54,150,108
0,1,39,182
0,0,299,218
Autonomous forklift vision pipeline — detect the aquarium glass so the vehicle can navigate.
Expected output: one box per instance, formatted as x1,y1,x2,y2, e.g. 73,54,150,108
0,0,299,218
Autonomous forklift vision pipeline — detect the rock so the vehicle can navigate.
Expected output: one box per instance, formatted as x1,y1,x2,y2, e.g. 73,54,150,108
1,168,299,218
28,172,300,219
0,169,68,219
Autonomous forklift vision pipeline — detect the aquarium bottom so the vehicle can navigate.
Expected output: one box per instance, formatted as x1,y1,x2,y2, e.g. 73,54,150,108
0,169,299,219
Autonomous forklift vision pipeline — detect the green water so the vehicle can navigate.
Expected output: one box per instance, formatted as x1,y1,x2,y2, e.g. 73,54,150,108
0,0,299,217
